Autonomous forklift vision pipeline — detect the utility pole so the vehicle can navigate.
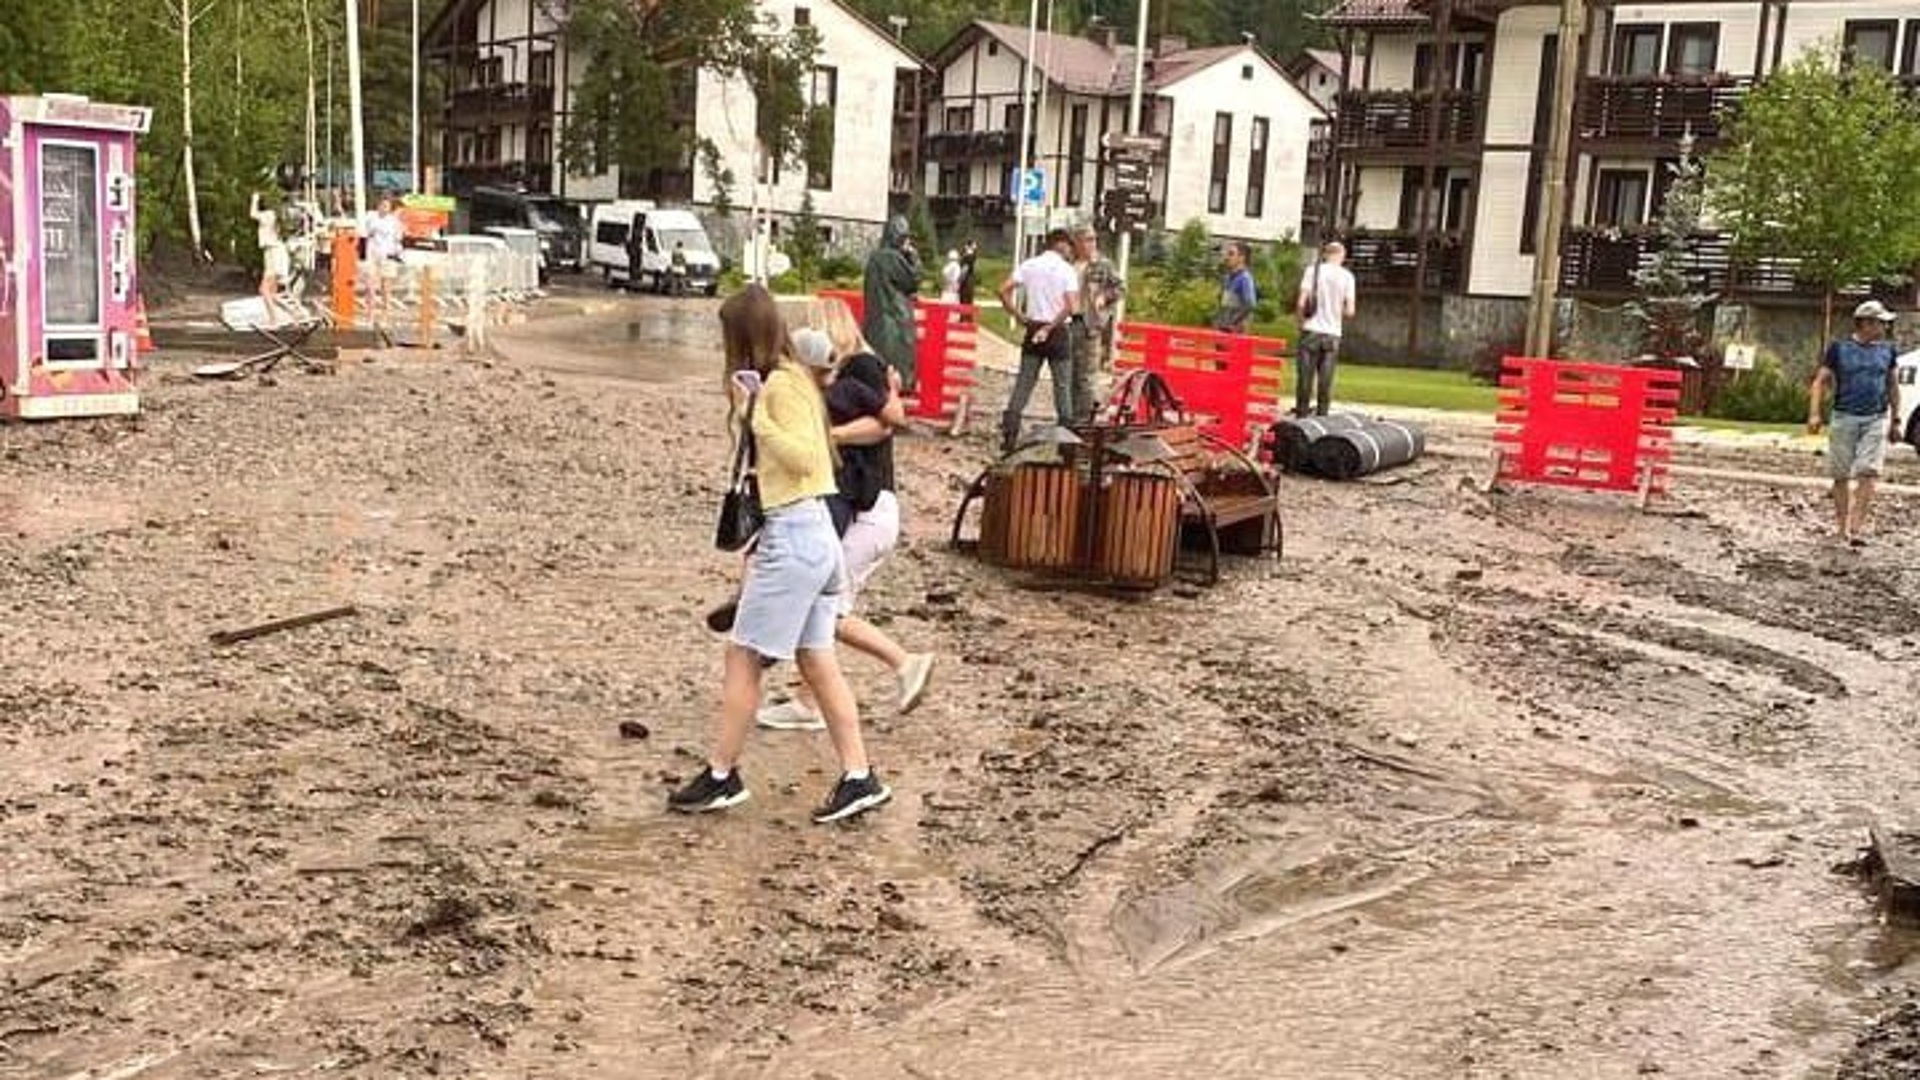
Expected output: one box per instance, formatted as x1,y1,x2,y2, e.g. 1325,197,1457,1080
1525,0,1587,357
1111,0,1151,328
345,0,369,217
410,0,420,193
1012,0,1040,264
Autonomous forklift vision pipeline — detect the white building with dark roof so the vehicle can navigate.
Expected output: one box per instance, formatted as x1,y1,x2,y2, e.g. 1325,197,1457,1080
424,0,922,246
923,21,1330,244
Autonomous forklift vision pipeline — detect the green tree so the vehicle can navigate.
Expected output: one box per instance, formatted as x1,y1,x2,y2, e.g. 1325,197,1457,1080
557,0,817,196
788,190,824,287
1629,139,1711,364
1708,46,1920,337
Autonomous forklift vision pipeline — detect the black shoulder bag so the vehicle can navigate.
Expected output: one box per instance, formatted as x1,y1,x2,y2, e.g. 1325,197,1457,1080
714,395,764,552
1299,255,1322,322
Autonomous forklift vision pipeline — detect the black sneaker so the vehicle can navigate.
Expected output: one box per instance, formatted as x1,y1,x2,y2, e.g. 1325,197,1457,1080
812,772,892,825
667,769,749,813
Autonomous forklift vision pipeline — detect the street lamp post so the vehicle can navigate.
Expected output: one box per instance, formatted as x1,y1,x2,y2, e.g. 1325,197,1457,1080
1112,0,1151,328
1012,0,1040,263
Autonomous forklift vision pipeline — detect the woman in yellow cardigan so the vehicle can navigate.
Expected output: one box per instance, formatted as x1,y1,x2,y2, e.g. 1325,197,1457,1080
669,285,891,824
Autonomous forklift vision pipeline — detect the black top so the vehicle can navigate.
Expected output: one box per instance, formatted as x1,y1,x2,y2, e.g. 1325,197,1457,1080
825,351,896,510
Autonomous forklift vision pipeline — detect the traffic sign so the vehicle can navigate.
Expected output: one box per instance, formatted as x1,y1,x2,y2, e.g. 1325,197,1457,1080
1112,159,1152,191
1102,131,1163,154
1016,167,1047,209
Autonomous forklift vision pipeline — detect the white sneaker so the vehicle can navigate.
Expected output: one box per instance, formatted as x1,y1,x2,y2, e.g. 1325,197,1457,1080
756,699,825,731
897,653,935,714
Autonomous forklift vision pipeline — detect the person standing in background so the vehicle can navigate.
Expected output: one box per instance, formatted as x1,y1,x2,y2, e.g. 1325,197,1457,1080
250,192,291,309
1072,224,1123,422
1808,300,1901,547
940,249,963,304
362,194,405,320
996,228,1082,451
862,216,922,392
956,240,979,307
1294,240,1358,418
1214,241,1257,335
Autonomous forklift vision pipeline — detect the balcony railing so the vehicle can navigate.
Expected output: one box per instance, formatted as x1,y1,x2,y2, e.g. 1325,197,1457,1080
926,130,1019,161
929,194,1012,226
1334,89,1482,152
447,81,555,120
1576,74,1751,143
1559,226,1911,303
1344,230,1466,291
447,160,554,194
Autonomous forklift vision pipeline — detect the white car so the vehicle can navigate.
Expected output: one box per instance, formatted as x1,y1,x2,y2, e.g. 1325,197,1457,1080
1900,349,1920,452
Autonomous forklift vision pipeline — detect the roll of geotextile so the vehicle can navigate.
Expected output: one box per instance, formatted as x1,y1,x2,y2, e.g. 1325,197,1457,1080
1306,418,1427,480
1269,413,1368,472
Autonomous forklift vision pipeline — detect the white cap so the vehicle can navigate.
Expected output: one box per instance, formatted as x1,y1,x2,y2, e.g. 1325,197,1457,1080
791,327,835,369
1854,299,1897,322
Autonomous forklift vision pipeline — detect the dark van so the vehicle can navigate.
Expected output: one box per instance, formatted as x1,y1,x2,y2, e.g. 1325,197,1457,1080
462,186,586,274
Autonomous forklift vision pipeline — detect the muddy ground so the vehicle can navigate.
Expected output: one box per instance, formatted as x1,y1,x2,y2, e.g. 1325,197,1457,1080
4,290,1920,1079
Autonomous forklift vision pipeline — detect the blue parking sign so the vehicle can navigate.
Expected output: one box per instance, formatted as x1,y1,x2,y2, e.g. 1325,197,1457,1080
1016,167,1046,208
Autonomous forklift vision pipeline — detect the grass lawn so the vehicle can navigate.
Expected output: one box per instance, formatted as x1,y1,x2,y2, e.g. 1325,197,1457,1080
1333,365,1500,413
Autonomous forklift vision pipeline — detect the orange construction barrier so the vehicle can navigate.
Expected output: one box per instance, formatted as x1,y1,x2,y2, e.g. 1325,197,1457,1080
816,290,978,426
133,296,155,353
1493,357,1682,500
1112,322,1287,447
330,226,359,327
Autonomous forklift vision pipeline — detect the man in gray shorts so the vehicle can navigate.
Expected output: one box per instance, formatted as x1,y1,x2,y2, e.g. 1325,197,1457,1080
1808,299,1902,546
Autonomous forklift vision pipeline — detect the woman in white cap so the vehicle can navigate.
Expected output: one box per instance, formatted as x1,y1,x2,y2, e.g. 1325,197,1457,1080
1808,299,1902,546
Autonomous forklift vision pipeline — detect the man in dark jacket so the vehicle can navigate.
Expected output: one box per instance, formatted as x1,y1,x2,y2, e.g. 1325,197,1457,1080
863,216,922,392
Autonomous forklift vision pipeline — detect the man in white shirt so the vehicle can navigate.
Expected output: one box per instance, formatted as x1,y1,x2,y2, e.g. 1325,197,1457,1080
996,228,1081,452
1294,240,1358,417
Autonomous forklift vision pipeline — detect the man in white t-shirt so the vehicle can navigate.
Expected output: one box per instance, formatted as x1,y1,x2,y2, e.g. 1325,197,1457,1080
996,228,1082,452
1294,240,1358,417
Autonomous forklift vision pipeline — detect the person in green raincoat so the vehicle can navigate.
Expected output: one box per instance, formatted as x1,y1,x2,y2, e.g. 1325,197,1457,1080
862,216,922,392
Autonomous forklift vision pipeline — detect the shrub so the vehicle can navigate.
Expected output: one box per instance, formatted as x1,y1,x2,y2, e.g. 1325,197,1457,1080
818,252,862,285
1706,353,1810,423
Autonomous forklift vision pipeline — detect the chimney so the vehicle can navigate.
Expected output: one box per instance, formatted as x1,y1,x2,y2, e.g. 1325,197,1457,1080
1158,34,1189,57
1091,17,1118,53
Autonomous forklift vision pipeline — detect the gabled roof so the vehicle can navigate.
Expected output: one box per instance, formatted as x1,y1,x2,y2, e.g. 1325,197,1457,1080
820,0,926,70
1322,0,1536,29
963,20,1132,95
933,20,1319,107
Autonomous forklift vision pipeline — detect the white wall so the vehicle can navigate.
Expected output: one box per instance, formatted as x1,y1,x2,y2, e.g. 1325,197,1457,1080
1352,166,1404,229
1159,53,1322,241
685,0,918,226
1467,152,1534,296
1484,7,1556,146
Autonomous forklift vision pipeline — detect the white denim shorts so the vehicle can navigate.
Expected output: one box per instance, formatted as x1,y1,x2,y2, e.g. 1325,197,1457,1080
732,498,845,661
838,490,901,616
1829,411,1890,480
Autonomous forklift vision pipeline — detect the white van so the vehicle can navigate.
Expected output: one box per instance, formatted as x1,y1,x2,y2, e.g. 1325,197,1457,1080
588,200,655,286
629,209,721,296
589,203,721,295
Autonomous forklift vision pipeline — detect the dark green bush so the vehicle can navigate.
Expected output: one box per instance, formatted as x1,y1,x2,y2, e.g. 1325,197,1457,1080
1706,354,1810,423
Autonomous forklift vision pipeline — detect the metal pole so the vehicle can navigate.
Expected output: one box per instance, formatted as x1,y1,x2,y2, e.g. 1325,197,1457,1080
326,35,334,207
304,0,317,209
1035,0,1055,235
1525,0,1586,356
1111,0,1150,329
345,0,369,217
410,0,420,192
1013,0,1039,262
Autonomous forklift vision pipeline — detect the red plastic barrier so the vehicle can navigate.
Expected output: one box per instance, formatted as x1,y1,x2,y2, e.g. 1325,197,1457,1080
1493,357,1682,494
815,290,976,423
1112,322,1288,446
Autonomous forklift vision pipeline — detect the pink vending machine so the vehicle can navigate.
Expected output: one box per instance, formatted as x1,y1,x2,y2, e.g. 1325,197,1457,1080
0,94,152,419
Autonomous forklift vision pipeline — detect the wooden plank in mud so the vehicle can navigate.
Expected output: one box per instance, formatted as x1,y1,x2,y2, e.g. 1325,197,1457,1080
1867,822,1920,922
